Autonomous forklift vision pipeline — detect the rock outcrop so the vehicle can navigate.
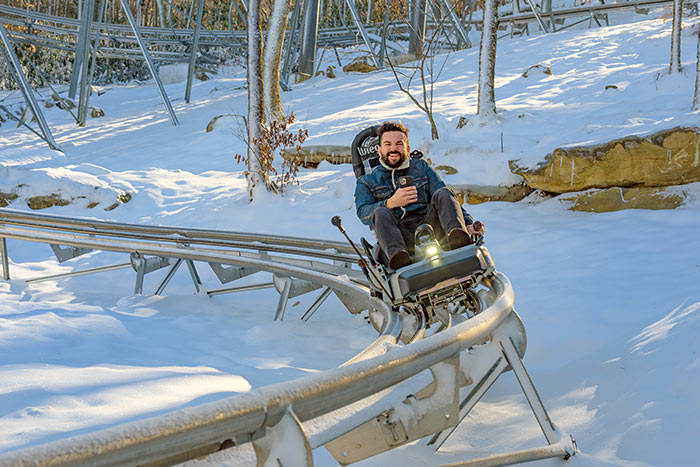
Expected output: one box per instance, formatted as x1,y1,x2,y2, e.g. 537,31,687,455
559,186,688,212
510,127,700,193
509,126,700,211
451,183,533,205
342,57,377,73
0,187,131,210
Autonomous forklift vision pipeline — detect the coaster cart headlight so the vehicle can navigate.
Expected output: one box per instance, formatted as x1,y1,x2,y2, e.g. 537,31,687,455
415,224,441,260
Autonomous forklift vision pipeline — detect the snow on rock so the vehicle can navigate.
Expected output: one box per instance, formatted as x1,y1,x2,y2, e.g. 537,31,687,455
0,164,133,210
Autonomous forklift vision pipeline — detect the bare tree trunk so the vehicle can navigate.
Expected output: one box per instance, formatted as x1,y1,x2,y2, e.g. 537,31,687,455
477,0,498,120
694,25,700,109
154,0,166,27
247,0,266,201
409,0,427,56
670,0,682,73
263,0,290,123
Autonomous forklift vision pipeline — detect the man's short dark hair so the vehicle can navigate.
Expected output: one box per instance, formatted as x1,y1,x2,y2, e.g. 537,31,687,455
377,121,408,144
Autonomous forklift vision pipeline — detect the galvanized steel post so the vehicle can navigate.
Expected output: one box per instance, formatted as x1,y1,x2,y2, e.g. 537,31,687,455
69,0,91,100
0,238,9,280
297,0,320,82
77,0,95,126
0,24,60,150
119,0,180,125
185,0,206,103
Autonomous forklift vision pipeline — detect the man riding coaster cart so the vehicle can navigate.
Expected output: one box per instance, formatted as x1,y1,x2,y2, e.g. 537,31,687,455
335,122,496,333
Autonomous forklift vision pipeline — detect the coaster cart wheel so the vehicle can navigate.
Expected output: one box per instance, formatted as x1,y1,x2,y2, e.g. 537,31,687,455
398,305,426,344
366,302,426,344
457,288,482,318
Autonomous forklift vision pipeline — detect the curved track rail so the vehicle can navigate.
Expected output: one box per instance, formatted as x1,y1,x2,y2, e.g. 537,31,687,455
0,208,575,466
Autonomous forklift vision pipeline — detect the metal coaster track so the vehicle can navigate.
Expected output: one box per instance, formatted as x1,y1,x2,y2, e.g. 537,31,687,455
0,208,575,466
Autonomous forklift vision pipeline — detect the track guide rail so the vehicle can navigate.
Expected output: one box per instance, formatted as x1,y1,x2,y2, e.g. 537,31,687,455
0,209,574,466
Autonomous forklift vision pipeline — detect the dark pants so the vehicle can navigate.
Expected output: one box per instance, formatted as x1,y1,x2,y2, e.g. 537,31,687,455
373,188,467,260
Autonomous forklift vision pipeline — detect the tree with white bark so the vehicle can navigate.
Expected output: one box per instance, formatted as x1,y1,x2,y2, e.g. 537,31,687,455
670,0,682,73
242,0,309,201
694,24,700,109
476,0,499,121
263,0,291,123
246,0,266,201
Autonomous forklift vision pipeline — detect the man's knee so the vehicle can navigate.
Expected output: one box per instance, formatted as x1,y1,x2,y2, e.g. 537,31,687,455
373,206,397,224
431,187,458,205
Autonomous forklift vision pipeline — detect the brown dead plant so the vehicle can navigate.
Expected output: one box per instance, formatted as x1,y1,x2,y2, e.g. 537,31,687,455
235,113,309,194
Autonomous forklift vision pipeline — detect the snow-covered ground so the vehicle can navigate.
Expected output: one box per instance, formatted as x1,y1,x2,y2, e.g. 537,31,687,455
1,6,699,466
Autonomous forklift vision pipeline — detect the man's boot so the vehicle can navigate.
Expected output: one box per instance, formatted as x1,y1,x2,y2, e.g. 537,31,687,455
447,228,472,250
389,250,412,270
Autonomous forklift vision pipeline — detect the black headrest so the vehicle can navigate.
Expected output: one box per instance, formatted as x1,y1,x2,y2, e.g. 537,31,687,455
351,125,380,178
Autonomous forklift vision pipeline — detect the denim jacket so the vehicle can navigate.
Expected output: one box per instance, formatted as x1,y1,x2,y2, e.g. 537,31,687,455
355,157,467,227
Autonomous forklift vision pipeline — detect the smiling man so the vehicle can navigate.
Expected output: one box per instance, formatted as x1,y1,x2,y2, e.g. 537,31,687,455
354,121,484,270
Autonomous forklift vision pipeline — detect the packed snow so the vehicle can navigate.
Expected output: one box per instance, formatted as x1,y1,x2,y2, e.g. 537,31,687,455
1,5,699,466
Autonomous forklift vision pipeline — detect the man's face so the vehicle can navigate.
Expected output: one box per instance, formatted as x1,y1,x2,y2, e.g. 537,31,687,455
378,131,410,169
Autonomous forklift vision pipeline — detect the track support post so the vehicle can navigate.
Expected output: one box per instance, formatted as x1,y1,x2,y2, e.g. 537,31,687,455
274,276,292,321
253,406,312,467
500,335,559,444
131,253,171,295
325,355,461,464
1,237,9,280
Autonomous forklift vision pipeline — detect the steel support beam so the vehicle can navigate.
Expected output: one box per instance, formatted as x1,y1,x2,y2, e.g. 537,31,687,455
69,0,91,100
301,286,333,321
154,257,183,295
206,281,275,296
523,0,550,33
500,336,559,444
185,259,203,293
297,0,320,82
274,276,292,320
437,442,573,466
434,0,471,48
1,238,9,280
343,0,379,67
77,0,95,126
25,262,132,283
429,356,508,449
185,0,205,103
118,0,180,125
281,0,303,89
0,24,60,150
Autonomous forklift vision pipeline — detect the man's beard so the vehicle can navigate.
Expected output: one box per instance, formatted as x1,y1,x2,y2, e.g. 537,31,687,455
382,150,406,168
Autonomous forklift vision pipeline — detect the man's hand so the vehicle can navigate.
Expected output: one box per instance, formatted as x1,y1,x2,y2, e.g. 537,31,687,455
386,186,418,209
466,221,485,236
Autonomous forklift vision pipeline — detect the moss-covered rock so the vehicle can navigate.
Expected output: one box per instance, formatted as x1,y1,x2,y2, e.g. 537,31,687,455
343,57,377,73
0,192,19,207
27,194,70,210
451,183,534,205
510,127,700,194
435,165,458,175
559,186,687,212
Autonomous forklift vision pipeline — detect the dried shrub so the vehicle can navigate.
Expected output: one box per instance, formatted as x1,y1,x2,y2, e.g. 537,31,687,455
235,114,309,195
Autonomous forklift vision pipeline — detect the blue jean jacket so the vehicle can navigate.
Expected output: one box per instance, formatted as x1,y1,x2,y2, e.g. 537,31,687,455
355,157,466,227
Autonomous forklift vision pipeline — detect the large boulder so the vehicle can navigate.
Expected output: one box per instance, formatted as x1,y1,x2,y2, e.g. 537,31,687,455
559,186,688,212
451,183,533,205
509,127,700,193
342,57,377,73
